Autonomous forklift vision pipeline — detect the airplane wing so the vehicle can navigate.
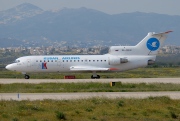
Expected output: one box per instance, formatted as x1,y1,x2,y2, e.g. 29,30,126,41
70,66,119,71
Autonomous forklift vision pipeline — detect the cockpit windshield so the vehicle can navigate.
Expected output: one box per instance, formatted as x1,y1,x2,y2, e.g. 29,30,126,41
13,60,20,63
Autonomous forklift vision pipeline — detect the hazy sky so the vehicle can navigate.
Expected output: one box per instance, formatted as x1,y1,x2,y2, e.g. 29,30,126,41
1,0,180,15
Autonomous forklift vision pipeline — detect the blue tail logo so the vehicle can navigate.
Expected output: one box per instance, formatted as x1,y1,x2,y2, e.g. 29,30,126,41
146,38,160,51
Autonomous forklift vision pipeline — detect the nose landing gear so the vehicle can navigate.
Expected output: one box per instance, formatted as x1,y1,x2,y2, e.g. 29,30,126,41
25,74,30,79
22,72,30,79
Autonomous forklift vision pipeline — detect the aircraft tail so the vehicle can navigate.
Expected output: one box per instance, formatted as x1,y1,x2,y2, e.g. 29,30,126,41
108,31,172,55
135,31,172,55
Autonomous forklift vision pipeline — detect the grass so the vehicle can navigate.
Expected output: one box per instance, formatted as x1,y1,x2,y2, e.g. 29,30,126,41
1,67,180,79
0,97,180,121
1,82,180,93
1,67,180,120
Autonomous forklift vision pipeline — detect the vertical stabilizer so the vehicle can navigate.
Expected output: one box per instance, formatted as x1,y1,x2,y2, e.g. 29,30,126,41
135,31,172,55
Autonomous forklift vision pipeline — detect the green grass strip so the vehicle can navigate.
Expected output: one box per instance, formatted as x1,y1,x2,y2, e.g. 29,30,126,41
0,97,180,121
1,82,180,93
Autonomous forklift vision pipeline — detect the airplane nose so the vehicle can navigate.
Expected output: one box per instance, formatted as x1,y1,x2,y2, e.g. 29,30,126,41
5,64,12,70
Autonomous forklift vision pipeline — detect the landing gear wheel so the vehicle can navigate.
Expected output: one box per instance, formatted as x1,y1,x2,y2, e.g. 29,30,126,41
97,75,100,79
91,75,94,79
25,75,30,79
91,75,100,79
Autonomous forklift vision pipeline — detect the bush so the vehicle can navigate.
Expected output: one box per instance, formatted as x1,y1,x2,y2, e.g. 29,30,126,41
12,117,19,121
170,112,178,119
55,111,66,120
118,100,124,107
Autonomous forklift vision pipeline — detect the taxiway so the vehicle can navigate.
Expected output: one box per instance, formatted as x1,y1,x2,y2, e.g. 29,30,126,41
0,78,180,84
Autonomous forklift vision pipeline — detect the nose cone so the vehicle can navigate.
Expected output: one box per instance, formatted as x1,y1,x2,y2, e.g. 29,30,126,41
5,64,13,70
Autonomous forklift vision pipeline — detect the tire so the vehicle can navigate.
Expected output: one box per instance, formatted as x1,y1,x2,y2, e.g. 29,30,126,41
97,75,100,79
25,75,30,79
91,75,100,79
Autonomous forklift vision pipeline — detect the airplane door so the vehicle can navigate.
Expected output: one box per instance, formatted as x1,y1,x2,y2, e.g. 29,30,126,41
57,59,61,66
27,59,31,67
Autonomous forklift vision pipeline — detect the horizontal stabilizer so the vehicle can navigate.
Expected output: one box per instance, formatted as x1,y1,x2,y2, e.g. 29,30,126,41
152,30,173,36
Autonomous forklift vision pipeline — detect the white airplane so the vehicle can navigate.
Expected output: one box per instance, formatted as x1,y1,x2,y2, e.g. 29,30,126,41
6,31,172,79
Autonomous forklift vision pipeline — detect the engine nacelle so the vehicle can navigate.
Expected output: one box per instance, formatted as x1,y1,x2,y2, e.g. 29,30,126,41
120,58,128,63
109,57,128,65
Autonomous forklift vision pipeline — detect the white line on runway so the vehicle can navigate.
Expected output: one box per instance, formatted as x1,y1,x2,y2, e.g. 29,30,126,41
0,92,180,101
0,78,180,84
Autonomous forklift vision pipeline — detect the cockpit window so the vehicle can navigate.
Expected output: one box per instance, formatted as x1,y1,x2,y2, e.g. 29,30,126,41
14,60,20,63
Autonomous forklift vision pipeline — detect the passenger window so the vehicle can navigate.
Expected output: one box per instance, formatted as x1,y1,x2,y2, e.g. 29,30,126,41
55,60,57,62
97,60,99,62
66,60,68,62
81,60,83,62
89,60,91,62
51,60,53,62
93,60,95,62
44,60,46,62
40,60,42,62
70,60,72,62
78,60,80,62
74,60,76,62
63,60,64,62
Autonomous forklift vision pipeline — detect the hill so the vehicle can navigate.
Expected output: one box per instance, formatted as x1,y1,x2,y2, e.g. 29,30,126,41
0,3,179,47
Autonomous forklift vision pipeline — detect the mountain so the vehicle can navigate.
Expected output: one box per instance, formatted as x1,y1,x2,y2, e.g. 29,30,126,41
0,3,179,47
0,3,43,24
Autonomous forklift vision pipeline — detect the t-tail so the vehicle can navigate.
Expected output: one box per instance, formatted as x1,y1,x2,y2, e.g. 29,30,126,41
109,31,173,56
135,30,173,55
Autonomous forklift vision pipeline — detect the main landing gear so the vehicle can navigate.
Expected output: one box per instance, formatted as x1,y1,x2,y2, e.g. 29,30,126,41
91,75,100,79
91,72,100,79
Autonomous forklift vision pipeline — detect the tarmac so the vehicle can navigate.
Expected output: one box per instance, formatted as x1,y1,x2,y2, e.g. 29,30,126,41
0,78,180,84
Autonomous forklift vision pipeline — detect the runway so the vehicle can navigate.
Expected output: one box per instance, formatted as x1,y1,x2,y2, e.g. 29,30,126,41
1,92,180,101
0,78,180,84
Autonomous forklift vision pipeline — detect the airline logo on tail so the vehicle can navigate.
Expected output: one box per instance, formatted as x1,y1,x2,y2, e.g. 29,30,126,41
146,38,160,51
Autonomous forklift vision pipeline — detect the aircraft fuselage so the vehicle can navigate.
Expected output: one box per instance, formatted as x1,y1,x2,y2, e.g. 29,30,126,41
6,54,155,73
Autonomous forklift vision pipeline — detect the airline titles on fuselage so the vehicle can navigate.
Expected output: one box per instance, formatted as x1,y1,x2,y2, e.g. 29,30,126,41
62,57,80,60
44,57,58,60
43,56,81,61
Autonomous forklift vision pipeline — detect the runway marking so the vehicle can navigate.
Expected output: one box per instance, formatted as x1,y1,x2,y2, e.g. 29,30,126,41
0,92,180,101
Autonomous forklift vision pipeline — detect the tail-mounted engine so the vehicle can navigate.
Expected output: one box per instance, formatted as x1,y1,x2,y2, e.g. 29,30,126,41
109,57,128,65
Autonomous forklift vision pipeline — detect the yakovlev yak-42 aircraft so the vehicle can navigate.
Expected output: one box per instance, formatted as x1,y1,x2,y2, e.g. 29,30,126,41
6,31,172,79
